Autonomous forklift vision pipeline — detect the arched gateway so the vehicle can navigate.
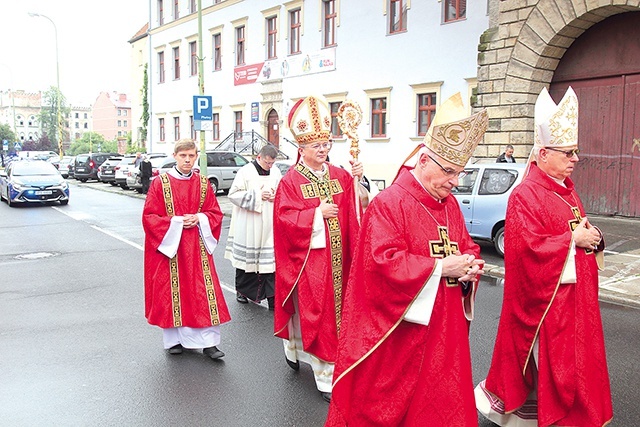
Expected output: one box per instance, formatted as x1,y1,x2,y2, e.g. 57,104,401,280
477,1,640,217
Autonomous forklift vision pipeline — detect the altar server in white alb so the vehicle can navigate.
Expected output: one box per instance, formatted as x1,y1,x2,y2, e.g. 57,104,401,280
225,144,282,310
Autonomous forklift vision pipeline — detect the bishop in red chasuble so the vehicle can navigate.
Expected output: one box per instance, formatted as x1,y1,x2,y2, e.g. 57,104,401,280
143,140,230,357
326,93,488,426
476,88,612,427
273,96,362,400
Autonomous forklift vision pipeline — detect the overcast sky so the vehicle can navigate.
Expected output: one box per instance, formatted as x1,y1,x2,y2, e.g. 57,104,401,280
0,0,148,107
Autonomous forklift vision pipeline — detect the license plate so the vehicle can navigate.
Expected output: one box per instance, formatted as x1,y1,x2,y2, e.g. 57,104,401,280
77,168,86,172
35,190,53,195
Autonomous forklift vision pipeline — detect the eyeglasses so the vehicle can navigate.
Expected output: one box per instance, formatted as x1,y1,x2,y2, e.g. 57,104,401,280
428,155,467,179
305,142,332,151
545,147,580,158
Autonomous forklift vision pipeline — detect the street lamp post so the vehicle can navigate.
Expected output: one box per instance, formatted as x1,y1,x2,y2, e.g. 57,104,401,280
28,12,63,159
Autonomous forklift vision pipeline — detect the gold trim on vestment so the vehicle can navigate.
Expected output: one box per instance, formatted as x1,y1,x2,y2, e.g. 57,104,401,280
160,173,219,327
429,226,460,287
295,163,345,334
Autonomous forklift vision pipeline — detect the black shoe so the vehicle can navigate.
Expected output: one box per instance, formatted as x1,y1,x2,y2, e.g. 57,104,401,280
236,293,248,304
286,357,300,371
320,391,332,403
267,297,275,311
203,346,225,359
168,344,183,355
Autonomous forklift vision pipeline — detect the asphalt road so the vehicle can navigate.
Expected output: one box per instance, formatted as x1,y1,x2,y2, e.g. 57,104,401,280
0,183,638,426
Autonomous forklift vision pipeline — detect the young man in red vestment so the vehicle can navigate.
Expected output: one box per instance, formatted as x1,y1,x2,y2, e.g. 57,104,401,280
273,95,363,403
325,93,488,426
475,87,613,427
142,138,231,359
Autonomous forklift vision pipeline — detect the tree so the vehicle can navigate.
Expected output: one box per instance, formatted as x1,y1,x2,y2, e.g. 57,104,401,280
34,134,56,152
140,63,149,147
67,132,117,155
37,86,70,148
0,123,16,150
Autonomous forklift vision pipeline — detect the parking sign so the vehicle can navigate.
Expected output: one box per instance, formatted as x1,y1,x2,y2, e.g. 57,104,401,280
193,95,213,131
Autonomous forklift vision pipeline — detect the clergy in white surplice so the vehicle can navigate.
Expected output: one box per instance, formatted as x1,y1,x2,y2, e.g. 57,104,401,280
224,144,282,310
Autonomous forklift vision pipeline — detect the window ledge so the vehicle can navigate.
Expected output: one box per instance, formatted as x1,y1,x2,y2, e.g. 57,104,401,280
364,137,390,143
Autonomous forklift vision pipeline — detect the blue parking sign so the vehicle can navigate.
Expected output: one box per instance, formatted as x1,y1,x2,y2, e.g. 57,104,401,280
194,95,213,131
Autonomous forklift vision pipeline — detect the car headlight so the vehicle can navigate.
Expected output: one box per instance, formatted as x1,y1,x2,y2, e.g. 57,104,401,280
61,181,69,190
11,180,26,191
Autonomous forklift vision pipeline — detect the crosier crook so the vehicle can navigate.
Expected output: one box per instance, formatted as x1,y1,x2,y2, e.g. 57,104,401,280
337,100,363,223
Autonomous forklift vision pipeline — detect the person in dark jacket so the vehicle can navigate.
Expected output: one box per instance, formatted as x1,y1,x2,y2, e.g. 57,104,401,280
496,145,516,163
140,155,153,194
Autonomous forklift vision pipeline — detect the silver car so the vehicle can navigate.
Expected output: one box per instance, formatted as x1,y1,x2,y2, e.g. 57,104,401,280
452,162,526,256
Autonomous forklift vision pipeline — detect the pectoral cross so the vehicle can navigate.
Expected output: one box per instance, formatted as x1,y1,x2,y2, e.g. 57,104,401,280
429,226,460,287
568,206,593,254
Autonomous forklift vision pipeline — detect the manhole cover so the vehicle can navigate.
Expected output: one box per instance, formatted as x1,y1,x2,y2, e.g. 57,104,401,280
15,252,59,260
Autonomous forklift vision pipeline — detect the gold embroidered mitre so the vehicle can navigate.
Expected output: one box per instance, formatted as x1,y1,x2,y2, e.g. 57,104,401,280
423,93,489,167
534,86,579,148
288,96,332,146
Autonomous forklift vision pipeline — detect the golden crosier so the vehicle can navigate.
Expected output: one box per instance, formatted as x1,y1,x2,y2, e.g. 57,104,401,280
337,100,363,161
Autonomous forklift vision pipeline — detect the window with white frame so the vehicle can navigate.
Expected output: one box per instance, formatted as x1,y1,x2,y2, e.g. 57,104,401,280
323,0,337,47
190,115,195,139
173,46,180,80
173,0,179,20
371,98,387,138
159,118,165,141
234,111,243,138
213,33,222,71
266,16,277,60
389,0,407,34
289,8,301,54
417,93,436,136
189,41,198,76
236,25,246,66
158,52,166,83
329,102,343,139
212,113,220,141
158,0,164,25
444,0,466,23
189,0,196,14
174,117,180,141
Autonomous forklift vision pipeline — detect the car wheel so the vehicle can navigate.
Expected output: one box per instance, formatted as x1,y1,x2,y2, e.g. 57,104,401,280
7,192,14,208
80,179,87,183
120,184,128,190
60,200,69,205
136,188,142,194
209,178,218,193
494,226,505,257
109,182,118,186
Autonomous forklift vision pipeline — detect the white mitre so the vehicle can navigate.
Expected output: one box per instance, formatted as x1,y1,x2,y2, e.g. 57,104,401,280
534,86,579,148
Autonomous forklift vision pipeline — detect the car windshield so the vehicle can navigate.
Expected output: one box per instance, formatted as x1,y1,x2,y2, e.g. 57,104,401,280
12,161,59,176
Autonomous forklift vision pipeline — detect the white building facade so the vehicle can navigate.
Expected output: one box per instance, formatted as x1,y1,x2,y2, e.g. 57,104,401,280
146,0,492,186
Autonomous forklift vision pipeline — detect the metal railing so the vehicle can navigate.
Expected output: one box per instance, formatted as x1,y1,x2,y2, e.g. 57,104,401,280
212,130,290,160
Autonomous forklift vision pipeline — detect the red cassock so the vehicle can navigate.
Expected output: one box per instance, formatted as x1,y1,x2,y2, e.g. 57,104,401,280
483,163,613,427
325,169,481,427
142,173,231,328
273,163,359,362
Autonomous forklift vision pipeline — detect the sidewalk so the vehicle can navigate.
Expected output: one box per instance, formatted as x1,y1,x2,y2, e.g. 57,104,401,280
482,214,640,309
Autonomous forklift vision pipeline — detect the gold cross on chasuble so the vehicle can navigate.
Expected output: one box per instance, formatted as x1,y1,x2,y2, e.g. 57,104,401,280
429,226,460,287
295,163,346,334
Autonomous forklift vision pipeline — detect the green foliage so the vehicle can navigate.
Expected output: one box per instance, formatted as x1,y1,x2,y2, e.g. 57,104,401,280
140,63,149,146
37,86,70,146
67,132,117,155
0,123,16,149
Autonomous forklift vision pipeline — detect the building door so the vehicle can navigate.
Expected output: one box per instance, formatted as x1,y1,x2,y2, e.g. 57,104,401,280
267,109,279,148
550,12,640,217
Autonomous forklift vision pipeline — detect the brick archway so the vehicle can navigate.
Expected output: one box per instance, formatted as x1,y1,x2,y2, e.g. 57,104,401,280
476,0,640,161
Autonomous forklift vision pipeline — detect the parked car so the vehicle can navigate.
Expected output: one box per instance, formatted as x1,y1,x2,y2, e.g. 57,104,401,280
0,160,70,207
97,156,124,185
126,155,168,193
158,151,248,193
114,156,138,189
274,159,294,175
74,153,119,182
48,156,75,178
452,162,526,256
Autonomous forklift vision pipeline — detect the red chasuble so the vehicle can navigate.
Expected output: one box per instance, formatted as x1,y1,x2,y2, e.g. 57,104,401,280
142,172,231,329
483,163,612,427
273,162,360,362
326,169,481,427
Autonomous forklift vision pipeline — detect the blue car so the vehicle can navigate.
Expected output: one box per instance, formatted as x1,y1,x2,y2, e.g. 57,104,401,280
0,160,70,207
452,162,525,256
